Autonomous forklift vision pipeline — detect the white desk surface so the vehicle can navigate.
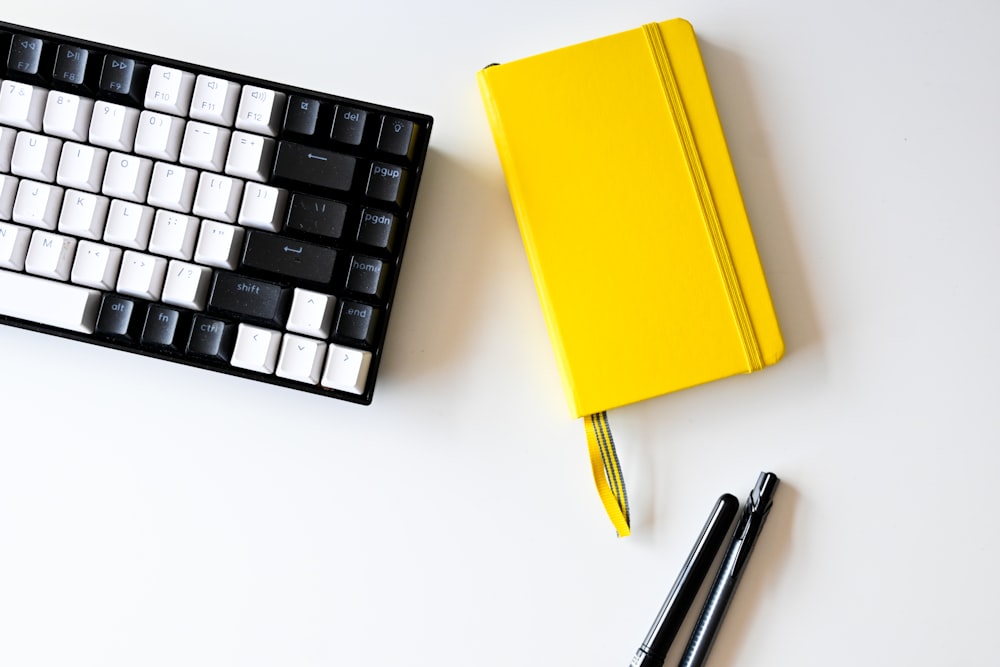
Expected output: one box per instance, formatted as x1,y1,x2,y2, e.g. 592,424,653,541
1,1,998,665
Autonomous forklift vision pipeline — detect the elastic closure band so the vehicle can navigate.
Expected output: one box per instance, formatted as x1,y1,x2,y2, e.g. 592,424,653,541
642,23,763,371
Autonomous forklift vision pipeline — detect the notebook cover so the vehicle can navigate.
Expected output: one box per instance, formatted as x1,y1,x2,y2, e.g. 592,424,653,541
478,19,783,419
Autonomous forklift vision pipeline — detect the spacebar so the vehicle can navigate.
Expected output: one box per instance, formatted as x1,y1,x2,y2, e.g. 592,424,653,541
0,270,102,334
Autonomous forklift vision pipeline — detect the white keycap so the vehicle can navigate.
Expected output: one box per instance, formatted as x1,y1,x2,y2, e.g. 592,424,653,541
56,142,108,192
0,175,18,219
224,131,275,181
180,121,230,171
89,101,140,151
58,190,110,240
116,250,167,300
147,162,198,212
144,65,196,116
320,344,372,394
148,210,200,259
70,240,122,290
103,199,154,249
13,180,63,230
0,81,47,131
193,172,243,222
287,288,335,338
25,230,77,280
0,126,17,172
102,152,153,202
134,110,185,161
0,268,101,333
42,91,93,141
162,259,213,310
276,334,325,384
231,324,281,373
235,86,285,137
190,75,241,126
237,182,286,231
194,220,244,269
10,132,62,182
0,221,32,269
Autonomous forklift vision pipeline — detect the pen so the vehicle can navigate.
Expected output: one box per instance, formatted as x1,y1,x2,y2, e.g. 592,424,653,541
678,471,780,667
629,494,740,667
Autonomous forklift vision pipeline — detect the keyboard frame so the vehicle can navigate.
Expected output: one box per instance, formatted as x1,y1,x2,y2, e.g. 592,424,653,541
0,20,433,406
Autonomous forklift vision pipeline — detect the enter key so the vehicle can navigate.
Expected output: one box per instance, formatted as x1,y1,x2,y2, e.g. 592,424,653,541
241,230,337,283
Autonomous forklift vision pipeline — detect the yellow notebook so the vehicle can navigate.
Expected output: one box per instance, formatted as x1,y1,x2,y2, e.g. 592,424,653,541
478,19,784,533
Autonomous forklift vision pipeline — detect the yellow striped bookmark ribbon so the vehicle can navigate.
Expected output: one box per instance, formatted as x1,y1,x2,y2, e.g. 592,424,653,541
584,411,630,537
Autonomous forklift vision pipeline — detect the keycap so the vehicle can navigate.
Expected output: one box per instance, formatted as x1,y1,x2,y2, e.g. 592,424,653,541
52,45,91,89
208,271,290,327
186,314,235,362
332,105,366,145
334,300,379,346
357,208,399,251
141,304,185,351
366,161,407,205
285,193,347,239
377,116,418,158
231,323,280,373
95,294,137,341
321,344,371,394
272,141,355,192
99,54,147,104
0,268,101,333
0,20,431,405
241,230,337,283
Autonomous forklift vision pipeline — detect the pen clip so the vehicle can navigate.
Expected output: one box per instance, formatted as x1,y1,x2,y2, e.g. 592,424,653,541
728,472,779,575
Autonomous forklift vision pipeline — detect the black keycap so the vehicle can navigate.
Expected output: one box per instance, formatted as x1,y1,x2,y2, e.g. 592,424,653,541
366,162,407,205
335,301,379,346
345,255,388,298
52,44,90,88
332,105,367,145
208,272,290,327
95,295,137,342
357,208,398,251
285,194,347,239
273,141,355,192
241,230,337,283
284,95,320,135
377,116,417,158
7,35,44,79
186,315,235,362
99,54,147,104
141,305,185,352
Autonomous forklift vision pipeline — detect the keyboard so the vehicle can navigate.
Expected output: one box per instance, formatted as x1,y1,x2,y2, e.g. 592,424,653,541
0,21,432,405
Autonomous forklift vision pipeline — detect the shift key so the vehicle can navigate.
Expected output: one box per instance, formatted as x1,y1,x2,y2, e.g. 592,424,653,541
208,272,290,327
272,141,356,192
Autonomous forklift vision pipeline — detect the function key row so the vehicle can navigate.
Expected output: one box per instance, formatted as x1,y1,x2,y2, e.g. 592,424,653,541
1,32,419,158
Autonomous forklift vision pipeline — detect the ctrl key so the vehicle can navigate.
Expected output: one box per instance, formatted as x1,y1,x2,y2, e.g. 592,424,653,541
186,314,236,363
320,344,371,395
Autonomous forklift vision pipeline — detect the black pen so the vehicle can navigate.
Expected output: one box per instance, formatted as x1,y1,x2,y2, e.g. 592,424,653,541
629,494,740,667
678,471,780,667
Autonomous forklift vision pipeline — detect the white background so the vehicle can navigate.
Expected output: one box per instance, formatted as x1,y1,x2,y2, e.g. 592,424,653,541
1,1,998,665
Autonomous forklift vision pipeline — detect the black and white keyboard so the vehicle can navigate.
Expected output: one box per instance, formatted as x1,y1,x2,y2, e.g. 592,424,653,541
0,21,432,404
